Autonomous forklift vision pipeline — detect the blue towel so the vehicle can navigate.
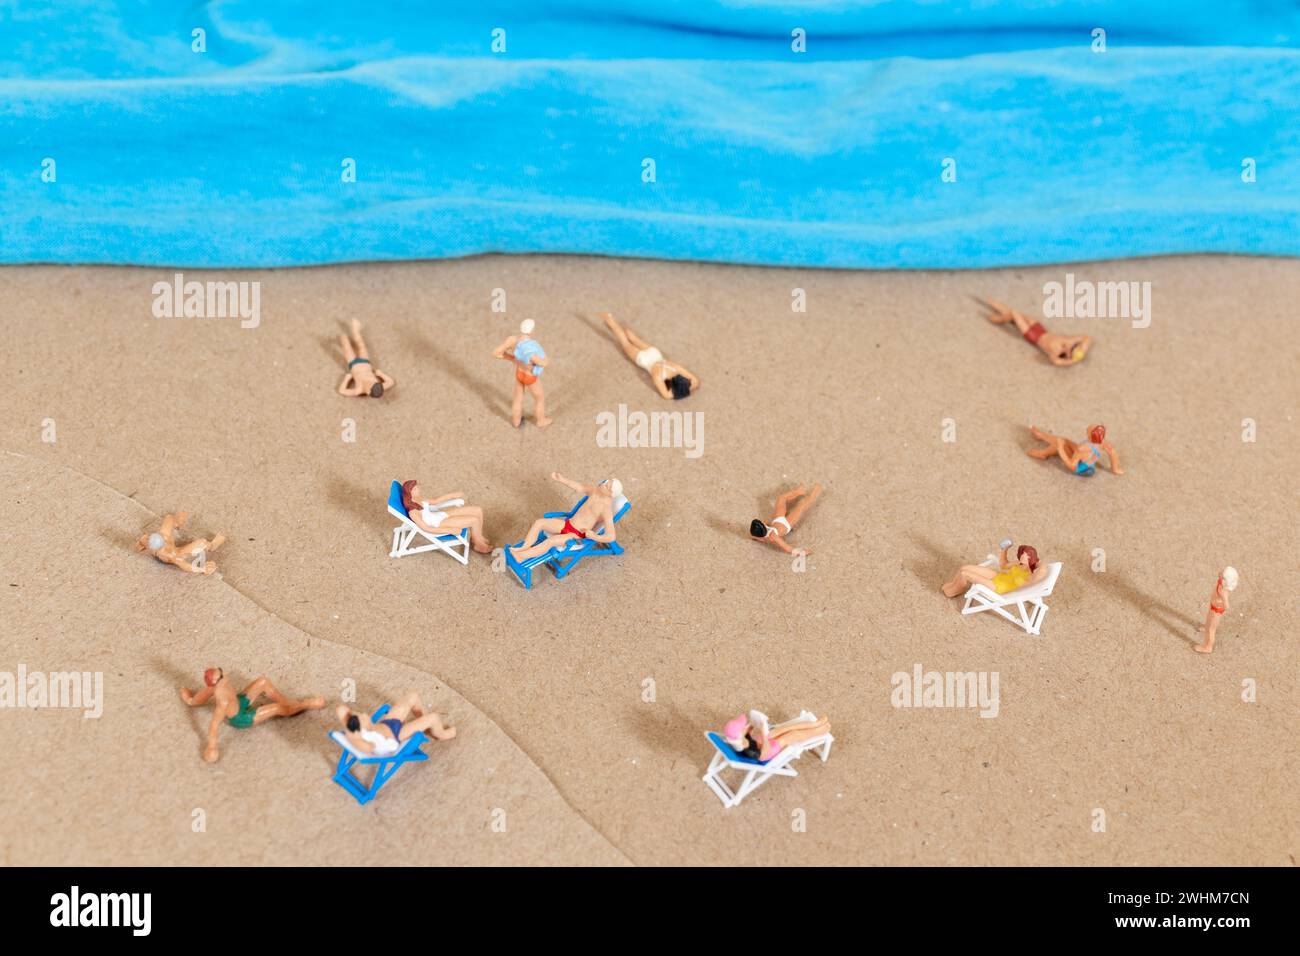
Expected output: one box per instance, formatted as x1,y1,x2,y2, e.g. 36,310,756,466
4,1,1299,268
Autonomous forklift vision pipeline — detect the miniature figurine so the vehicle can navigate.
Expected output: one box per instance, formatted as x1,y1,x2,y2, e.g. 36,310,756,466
599,311,699,399
506,472,621,562
1027,424,1123,476
722,710,831,763
492,319,551,427
336,692,457,756
136,512,225,574
749,483,822,555
942,539,1046,597
179,668,325,763
337,319,395,397
1194,566,1238,654
400,480,492,553
979,299,1091,366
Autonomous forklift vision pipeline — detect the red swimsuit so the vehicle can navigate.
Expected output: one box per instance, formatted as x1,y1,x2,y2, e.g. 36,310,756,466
561,520,586,539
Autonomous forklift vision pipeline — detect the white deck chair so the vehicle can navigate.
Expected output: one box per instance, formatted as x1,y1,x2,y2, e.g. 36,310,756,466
386,481,470,565
702,709,833,809
961,555,1063,635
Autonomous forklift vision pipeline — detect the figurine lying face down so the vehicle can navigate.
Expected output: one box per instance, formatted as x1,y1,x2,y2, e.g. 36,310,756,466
136,512,224,574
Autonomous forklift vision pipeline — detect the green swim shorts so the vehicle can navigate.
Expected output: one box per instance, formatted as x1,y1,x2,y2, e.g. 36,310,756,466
226,693,257,729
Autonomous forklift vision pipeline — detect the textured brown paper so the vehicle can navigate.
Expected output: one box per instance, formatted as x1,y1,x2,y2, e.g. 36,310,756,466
0,256,1295,865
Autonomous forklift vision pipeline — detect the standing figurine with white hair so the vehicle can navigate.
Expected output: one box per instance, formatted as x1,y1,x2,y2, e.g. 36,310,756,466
135,512,225,575
1194,567,1239,654
492,318,552,428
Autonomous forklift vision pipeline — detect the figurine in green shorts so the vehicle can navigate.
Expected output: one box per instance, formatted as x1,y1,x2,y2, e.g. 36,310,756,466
180,667,325,763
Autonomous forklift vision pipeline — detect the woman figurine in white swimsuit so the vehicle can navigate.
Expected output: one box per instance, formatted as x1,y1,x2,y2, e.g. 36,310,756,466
600,312,699,400
400,479,493,554
749,483,822,555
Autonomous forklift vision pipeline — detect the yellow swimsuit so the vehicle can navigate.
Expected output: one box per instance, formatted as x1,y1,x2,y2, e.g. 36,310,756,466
991,564,1030,594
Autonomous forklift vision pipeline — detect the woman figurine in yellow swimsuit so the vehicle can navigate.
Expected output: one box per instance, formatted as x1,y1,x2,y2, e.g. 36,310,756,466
941,540,1046,598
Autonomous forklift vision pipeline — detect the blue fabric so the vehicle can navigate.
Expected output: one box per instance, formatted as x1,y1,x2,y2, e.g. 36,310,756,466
513,339,545,376
3,2,1299,269
707,732,765,766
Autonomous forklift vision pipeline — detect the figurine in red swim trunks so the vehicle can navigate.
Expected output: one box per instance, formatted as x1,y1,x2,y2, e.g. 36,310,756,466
506,472,621,563
980,299,1091,366
1194,567,1238,654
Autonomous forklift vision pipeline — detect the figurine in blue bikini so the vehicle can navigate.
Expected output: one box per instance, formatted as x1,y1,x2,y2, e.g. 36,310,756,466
1027,423,1123,476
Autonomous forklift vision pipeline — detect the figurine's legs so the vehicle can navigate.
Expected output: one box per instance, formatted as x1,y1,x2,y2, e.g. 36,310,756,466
241,678,325,723
510,529,576,562
350,319,370,359
1027,426,1066,459
942,564,996,597
186,533,225,556
1194,609,1220,653
772,485,807,519
437,506,492,552
386,691,426,722
400,711,456,741
601,312,643,363
783,483,823,527
769,718,830,748
338,334,358,364
512,517,565,553
511,380,525,427
529,381,552,428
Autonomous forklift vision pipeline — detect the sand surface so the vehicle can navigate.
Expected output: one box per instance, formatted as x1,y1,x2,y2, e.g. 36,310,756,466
1,255,1296,865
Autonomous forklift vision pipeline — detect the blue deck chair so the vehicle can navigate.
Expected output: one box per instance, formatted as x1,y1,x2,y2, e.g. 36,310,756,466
329,704,429,805
504,492,631,589
386,480,470,565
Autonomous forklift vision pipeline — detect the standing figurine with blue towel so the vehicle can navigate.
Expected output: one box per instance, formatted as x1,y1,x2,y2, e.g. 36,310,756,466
493,319,552,428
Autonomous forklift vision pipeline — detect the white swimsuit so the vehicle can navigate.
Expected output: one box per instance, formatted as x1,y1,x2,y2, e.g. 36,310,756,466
635,346,665,372
770,516,791,536
360,729,399,757
421,503,447,528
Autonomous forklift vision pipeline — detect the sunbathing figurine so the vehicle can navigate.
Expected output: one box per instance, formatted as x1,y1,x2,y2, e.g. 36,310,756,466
399,479,492,554
136,512,225,574
722,710,831,763
180,667,325,763
942,540,1046,598
599,311,699,400
749,483,822,555
336,692,457,756
1027,423,1122,476
979,298,1091,367
337,319,395,397
507,472,621,563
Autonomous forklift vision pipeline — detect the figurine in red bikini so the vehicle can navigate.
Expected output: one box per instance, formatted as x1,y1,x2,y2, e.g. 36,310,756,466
506,473,621,563
980,299,1091,366
1194,567,1238,654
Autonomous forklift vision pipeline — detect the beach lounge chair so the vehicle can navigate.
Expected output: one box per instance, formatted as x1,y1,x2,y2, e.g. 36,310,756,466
504,492,630,589
961,555,1063,635
386,480,470,565
329,704,429,805
701,710,833,809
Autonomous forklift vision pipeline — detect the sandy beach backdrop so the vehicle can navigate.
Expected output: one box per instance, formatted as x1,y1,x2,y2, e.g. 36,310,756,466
1,254,1296,866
